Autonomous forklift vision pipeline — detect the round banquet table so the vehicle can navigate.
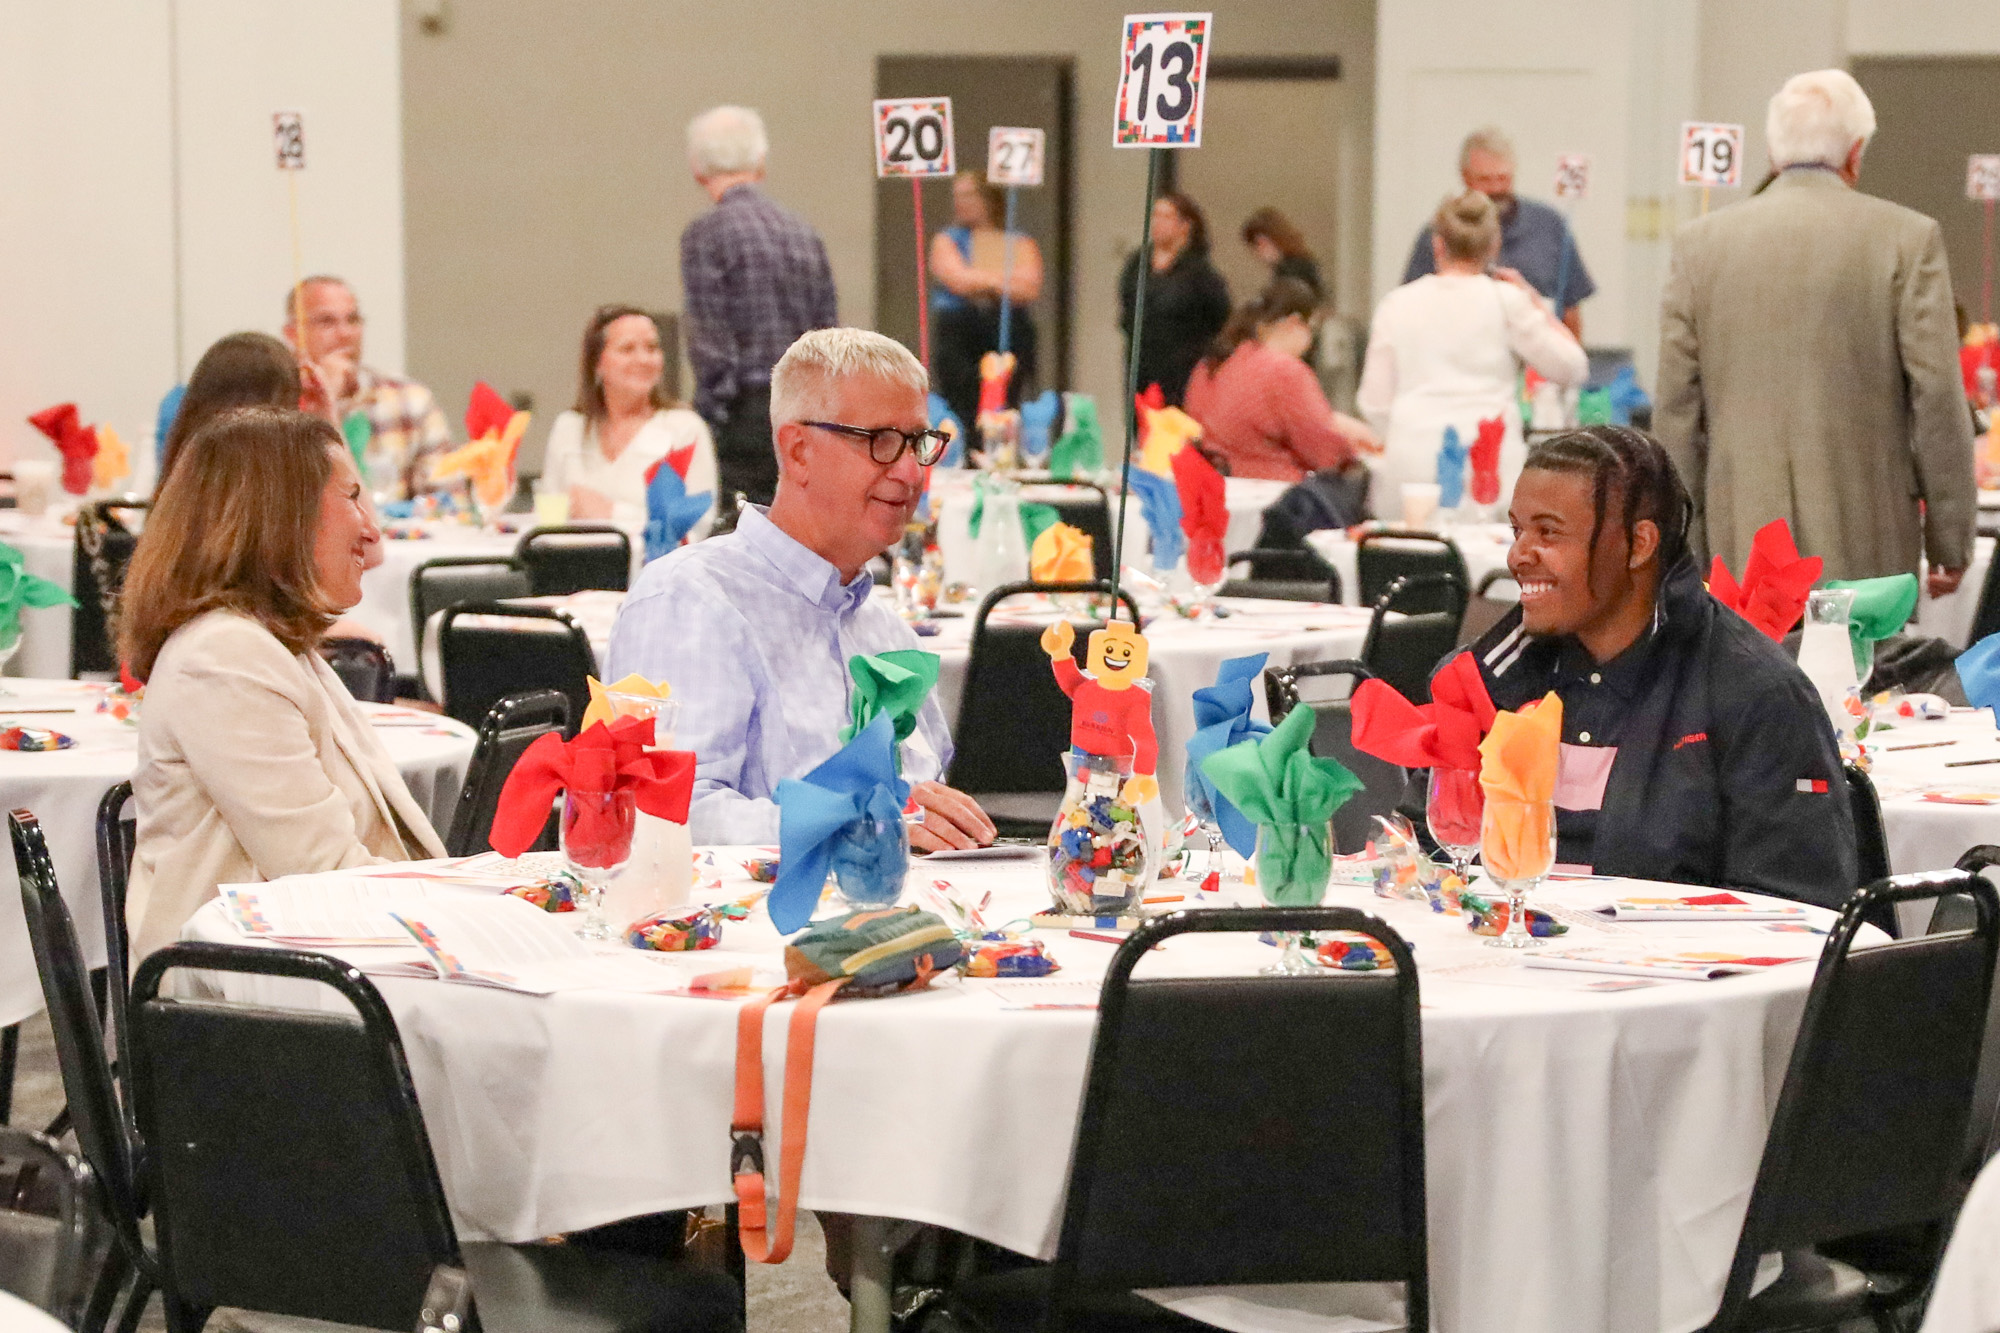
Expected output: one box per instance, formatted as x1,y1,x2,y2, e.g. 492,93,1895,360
355,524,529,675
432,591,1377,817
1306,522,1515,608
1862,707,2000,884
0,512,85,682
182,853,1871,1333
0,681,477,1029
0,1290,67,1333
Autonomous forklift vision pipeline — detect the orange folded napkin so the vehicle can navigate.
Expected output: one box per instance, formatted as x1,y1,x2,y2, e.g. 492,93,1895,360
1031,522,1094,582
93,424,130,491
1708,518,1822,641
1477,692,1561,882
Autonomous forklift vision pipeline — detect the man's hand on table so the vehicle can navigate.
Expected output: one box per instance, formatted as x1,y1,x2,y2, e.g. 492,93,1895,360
909,781,997,853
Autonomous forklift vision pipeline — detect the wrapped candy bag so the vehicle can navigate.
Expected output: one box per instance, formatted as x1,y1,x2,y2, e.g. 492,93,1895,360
1460,890,1567,938
506,877,579,913
627,893,760,952
1316,933,1398,971
1371,814,1438,903
960,937,1059,978
743,856,781,883
0,727,73,752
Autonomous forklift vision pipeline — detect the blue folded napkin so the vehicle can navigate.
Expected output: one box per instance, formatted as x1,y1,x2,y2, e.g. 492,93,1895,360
1129,467,1185,570
1184,653,1274,856
154,383,185,474
1436,425,1468,509
1959,633,2000,715
1019,390,1062,463
644,458,712,563
772,713,910,933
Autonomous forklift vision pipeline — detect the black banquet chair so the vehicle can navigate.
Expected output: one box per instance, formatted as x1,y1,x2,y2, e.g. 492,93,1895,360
934,908,1428,1331
1264,659,1405,854
0,1125,103,1327
1041,484,1116,583
317,636,397,704
1219,548,1341,604
447,689,572,857
437,602,595,734
71,499,148,678
515,524,633,596
129,942,743,1333
1355,530,1469,613
1361,572,1468,704
943,580,1140,840
408,556,532,698
1696,870,2000,1332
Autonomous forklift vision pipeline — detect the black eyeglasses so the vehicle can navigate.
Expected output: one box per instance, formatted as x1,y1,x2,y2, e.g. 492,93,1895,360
803,421,950,467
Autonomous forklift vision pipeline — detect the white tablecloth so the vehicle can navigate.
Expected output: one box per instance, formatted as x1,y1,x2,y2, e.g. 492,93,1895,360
0,513,84,681
184,856,1865,1333
0,683,477,1028
1306,522,1515,608
1863,709,2000,880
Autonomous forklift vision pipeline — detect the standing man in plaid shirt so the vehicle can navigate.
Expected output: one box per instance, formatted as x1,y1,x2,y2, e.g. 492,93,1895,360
285,275,453,500
681,105,839,522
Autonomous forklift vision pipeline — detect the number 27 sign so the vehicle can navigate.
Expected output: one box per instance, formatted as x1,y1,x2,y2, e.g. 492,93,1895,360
874,98,955,179
1115,12,1212,149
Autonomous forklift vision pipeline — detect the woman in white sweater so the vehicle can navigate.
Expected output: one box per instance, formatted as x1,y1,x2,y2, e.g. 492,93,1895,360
1358,190,1589,510
121,407,447,960
542,305,718,538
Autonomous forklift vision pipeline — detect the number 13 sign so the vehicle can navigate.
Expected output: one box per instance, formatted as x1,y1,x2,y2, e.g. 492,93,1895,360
1115,12,1212,148
874,98,955,179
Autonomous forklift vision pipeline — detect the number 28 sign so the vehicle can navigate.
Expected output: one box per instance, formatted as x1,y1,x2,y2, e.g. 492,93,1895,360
1115,12,1212,149
873,98,955,179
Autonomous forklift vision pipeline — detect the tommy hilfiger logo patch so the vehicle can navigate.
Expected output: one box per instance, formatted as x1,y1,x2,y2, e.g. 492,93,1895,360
1673,732,1709,750
1795,778,1830,794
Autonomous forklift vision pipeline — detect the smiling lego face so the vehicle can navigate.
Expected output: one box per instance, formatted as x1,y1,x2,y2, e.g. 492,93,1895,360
1087,623,1149,691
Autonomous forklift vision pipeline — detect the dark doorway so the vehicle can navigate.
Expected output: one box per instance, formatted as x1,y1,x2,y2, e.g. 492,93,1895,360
874,55,1076,393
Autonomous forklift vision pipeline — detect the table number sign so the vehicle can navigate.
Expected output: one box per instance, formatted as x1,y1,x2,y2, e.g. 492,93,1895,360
1114,12,1212,148
987,127,1045,188
1969,155,2000,202
273,111,306,171
1554,154,1590,200
873,98,955,179
1679,122,1743,188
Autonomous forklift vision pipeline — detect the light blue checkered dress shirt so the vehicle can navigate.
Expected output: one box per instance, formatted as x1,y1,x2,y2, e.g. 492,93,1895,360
606,506,953,844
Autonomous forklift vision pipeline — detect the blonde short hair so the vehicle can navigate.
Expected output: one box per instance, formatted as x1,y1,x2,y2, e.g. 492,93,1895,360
769,328,929,430
1433,190,1500,264
1459,126,1515,171
1766,70,1875,170
687,105,768,178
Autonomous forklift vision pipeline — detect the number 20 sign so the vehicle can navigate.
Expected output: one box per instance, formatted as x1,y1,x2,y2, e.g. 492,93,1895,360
1114,12,1212,148
873,98,955,179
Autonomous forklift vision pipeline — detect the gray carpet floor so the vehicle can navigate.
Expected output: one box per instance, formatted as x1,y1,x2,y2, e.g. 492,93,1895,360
8,1010,850,1332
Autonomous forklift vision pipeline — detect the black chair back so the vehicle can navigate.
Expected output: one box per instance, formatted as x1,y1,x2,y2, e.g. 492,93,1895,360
1220,548,1341,603
944,581,1140,831
1263,660,1405,853
318,636,398,704
437,602,595,732
515,525,632,596
1356,531,1470,612
0,1126,99,1325
129,943,461,1330
1041,484,1115,583
447,690,572,857
409,557,532,692
1706,871,2000,1331
95,781,136,1101
1845,762,1890,888
9,812,147,1284
1969,544,2000,647
1362,573,1468,703
1954,845,2000,1169
1049,908,1426,1328
70,500,148,676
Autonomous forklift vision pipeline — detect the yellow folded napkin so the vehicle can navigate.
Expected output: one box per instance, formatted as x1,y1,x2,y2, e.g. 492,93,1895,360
582,673,672,731
1031,522,1094,582
1477,692,1561,882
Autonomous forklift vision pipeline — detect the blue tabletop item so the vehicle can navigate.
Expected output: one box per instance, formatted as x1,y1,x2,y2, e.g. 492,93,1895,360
1128,467,1185,570
772,713,911,933
1436,425,1468,510
1184,652,1274,857
929,393,967,469
644,458,712,563
1959,633,2000,715
154,383,185,474
1019,390,1062,464
1605,364,1651,427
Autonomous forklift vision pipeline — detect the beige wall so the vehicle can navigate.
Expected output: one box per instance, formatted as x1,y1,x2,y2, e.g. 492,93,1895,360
401,1,1374,471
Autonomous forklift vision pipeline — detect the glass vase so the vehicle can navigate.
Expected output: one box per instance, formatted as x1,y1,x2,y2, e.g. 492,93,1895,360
1047,750,1157,916
1425,766,1483,887
1798,588,1864,749
1478,797,1556,950
561,789,637,941
1255,820,1335,975
829,814,911,912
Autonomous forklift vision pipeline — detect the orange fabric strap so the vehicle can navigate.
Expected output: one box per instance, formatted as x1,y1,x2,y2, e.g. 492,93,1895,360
732,977,847,1265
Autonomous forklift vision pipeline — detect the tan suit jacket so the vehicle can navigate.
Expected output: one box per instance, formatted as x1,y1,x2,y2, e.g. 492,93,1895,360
1655,169,1974,581
127,609,447,961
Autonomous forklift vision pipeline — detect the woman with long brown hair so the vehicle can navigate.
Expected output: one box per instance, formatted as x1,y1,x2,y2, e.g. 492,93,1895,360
121,406,445,959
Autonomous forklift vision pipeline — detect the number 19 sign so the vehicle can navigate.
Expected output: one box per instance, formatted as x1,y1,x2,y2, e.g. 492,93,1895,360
1680,121,1743,188
1115,12,1212,148
873,98,955,179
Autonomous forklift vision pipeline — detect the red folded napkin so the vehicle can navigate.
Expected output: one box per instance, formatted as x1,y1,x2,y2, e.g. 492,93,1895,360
1349,651,1498,771
1468,415,1504,506
1171,445,1228,585
28,404,100,496
464,380,515,442
1708,518,1821,640
490,714,696,858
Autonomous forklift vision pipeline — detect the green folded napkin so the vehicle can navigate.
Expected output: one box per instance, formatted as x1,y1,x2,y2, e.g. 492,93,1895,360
341,410,373,470
1198,704,1362,903
0,543,76,653
1823,573,1919,676
842,650,941,749
1049,396,1103,480
967,473,1059,551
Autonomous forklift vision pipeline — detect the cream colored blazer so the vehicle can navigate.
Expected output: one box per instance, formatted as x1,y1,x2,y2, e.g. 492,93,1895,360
127,609,448,961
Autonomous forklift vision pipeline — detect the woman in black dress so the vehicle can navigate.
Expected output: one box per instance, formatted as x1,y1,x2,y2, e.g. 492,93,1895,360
1118,191,1230,406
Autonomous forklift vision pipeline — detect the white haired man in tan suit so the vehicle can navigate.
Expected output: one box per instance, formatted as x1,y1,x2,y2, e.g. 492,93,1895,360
1656,69,1974,594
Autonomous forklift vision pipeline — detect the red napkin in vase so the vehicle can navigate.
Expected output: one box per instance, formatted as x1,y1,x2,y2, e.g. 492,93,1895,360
664,443,695,480
28,404,99,496
1708,518,1822,640
1349,651,1498,771
463,380,515,442
1135,383,1166,419
489,715,696,862
1469,415,1504,506
1171,444,1228,585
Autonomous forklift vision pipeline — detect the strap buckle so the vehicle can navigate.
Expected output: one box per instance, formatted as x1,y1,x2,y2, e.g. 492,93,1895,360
731,1129,765,1177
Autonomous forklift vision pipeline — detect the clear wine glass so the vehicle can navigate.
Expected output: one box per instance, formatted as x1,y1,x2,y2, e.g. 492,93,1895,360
1426,766,1484,887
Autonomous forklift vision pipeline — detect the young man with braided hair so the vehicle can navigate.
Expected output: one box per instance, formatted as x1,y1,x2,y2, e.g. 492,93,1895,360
1457,424,1857,908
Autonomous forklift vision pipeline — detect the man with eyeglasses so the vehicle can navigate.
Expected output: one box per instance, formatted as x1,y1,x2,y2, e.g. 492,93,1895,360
607,327,995,852
284,275,453,499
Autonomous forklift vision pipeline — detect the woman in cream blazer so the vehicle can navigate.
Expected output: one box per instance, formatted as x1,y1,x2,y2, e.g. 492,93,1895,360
122,406,446,961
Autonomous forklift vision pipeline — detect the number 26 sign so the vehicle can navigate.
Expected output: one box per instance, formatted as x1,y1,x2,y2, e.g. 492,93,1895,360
873,98,955,179
1115,12,1212,148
